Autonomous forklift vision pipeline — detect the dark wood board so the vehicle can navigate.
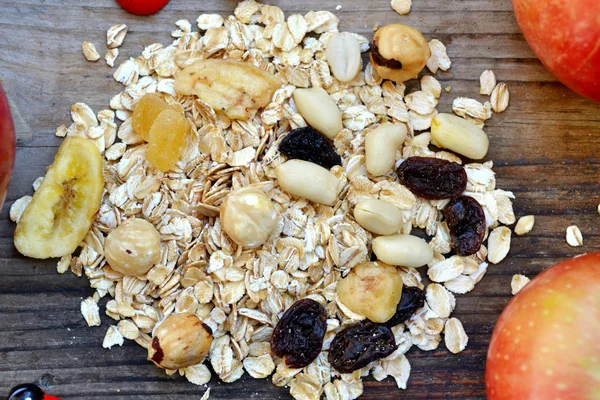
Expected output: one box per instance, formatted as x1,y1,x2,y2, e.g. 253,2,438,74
0,0,599,398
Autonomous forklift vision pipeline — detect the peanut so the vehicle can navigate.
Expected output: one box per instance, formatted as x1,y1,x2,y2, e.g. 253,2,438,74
365,123,407,176
372,234,433,268
276,159,341,205
353,199,403,235
326,32,362,83
293,87,343,139
431,113,489,160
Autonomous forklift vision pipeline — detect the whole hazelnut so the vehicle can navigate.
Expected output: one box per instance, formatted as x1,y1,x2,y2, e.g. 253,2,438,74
148,312,213,370
370,24,431,83
220,186,278,248
104,218,161,276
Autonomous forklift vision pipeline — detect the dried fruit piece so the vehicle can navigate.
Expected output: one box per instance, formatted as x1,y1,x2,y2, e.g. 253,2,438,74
132,93,170,141
329,320,397,373
371,24,431,83
326,32,362,82
146,108,190,172
397,156,467,200
148,312,213,370
336,261,404,323
14,137,103,259
443,196,486,256
279,127,341,169
384,286,425,327
270,299,327,368
174,59,282,120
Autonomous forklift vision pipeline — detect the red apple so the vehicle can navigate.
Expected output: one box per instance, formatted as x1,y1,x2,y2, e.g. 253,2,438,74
116,0,170,16
486,252,600,399
512,0,600,102
0,83,15,208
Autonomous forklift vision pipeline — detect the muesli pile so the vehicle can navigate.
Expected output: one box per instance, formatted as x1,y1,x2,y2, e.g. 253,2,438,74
10,1,520,398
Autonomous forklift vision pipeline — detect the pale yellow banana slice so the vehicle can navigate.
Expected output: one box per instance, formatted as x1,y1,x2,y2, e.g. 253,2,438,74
174,59,282,120
14,137,104,259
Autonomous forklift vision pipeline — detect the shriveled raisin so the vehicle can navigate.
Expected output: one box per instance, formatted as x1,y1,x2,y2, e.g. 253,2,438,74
270,298,327,368
328,320,397,373
397,156,467,200
384,286,425,327
443,195,486,256
279,127,342,170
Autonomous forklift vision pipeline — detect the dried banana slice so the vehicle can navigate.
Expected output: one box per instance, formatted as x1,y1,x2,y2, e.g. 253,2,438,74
174,59,282,120
14,137,104,259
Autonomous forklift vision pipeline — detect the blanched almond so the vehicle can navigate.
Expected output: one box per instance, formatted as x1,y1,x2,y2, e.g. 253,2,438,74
354,199,403,235
372,234,433,268
326,32,362,83
431,113,489,160
276,160,341,205
365,123,407,176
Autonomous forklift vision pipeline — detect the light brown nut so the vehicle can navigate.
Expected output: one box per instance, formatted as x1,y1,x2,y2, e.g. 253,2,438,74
293,87,343,139
365,123,407,176
372,234,434,268
354,199,403,235
220,187,278,248
276,160,341,205
148,313,213,370
104,218,161,276
370,24,431,84
337,261,403,323
431,113,489,160
326,32,362,83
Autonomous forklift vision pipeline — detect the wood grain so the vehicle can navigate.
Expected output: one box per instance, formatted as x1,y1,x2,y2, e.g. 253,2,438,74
1,0,599,398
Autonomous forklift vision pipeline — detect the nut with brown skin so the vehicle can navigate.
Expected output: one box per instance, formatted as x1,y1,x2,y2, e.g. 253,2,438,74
148,312,213,370
370,24,431,83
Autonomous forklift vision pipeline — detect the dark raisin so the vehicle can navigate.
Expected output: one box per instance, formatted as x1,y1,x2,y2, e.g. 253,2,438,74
443,195,486,256
270,298,327,368
397,156,467,200
384,286,425,327
279,127,342,170
328,320,397,373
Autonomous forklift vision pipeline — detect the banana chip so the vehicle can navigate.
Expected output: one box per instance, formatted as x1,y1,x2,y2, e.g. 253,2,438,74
14,137,104,259
174,59,282,121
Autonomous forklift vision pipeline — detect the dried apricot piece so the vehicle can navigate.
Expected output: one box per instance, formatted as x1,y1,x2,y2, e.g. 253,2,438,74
147,109,189,172
132,93,170,141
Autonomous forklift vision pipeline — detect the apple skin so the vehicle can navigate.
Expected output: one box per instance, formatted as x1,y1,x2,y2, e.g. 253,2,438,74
0,83,15,208
486,252,600,399
512,0,600,102
116,0,169,16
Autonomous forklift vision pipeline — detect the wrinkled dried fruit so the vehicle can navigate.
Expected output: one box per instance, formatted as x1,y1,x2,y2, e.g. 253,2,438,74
146,108,190,172
270,298,327,368
384,286,425,327
329,320,397,373
397,156,467,200
279,126,341,169
443,196,486,256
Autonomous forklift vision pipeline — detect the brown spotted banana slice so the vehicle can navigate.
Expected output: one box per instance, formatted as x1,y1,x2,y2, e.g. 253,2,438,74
14,137,104,259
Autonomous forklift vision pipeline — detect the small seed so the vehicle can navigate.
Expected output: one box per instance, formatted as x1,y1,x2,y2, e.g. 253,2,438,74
365,123,407,176
431,113,489,160
372,234,433,268
354,199,403,235
276,159,341,205
326,32,362,83
293,87,343,139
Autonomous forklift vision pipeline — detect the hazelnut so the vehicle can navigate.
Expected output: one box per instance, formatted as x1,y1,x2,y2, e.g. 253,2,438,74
104,218,161,276
370,24,431,83
220,186,279,248
336,261,404,323
148,312,213,370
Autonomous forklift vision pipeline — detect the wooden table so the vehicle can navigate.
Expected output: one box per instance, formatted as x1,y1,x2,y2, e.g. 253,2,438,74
1,0,599,399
